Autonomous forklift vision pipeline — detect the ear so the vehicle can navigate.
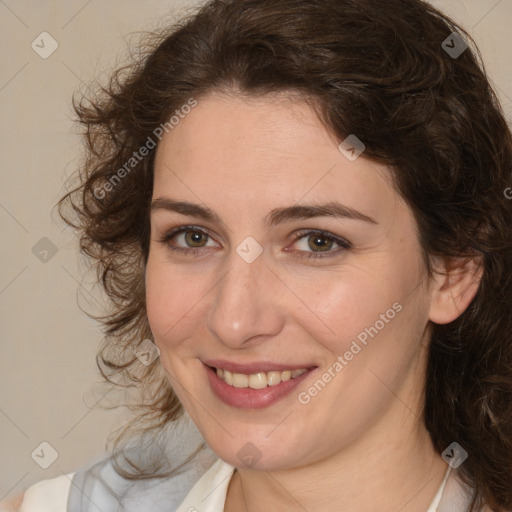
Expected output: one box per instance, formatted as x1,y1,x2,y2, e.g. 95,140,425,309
428,255,483,325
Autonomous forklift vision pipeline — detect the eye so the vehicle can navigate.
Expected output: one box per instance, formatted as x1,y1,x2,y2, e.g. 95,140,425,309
176,230,211,248
157,226,219,254
289,230,351,259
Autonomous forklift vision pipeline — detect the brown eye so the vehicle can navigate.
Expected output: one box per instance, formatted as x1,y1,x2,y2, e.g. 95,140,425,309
291,229,351,259
184,230,209,247
307,234,334,252
158,226,218,254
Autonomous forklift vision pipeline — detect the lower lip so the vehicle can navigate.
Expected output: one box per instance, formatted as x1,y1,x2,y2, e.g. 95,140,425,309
204,364,316,409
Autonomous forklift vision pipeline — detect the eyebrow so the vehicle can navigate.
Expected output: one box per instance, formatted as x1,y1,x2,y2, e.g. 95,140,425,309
267,202,377,225
150,198,377,226
151,198,225,226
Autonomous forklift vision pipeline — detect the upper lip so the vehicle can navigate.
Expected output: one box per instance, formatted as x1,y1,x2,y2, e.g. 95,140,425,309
202,359,317,375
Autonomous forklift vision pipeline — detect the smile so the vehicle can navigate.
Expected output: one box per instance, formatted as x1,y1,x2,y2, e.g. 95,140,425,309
203,362,317,409
214,367,308,388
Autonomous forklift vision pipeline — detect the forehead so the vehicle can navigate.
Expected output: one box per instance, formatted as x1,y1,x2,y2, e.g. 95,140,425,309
155,92,334,172
152,92,398,220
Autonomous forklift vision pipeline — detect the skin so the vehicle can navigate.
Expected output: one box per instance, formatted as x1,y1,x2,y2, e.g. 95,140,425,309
145,91,481,511
0,493,23,511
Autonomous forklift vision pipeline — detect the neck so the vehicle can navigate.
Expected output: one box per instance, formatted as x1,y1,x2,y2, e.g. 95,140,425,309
225,402,448,512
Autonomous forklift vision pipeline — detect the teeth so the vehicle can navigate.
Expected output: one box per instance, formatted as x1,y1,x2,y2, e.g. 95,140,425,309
224,370,233,385
249,372,267,389
232,373,248,388
267,371,281,386
215,367,307,388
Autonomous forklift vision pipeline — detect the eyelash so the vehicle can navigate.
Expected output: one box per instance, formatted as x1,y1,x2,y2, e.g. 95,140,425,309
157,225,352,259
291,229,352,258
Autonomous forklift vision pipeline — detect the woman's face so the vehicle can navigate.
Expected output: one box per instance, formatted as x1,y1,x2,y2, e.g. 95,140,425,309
146,92,436,470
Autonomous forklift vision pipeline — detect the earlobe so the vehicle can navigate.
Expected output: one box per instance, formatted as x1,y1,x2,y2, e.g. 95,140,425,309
428,256,483,325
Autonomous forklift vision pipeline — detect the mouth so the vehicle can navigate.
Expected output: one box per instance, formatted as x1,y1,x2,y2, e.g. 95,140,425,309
208,365,311,389
202,361,317,409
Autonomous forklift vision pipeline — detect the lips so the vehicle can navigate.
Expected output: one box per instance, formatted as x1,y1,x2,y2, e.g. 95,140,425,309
202,358,316,374
202,359,317,409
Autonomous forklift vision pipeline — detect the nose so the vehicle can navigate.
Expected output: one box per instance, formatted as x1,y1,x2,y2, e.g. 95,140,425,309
206,250,285,349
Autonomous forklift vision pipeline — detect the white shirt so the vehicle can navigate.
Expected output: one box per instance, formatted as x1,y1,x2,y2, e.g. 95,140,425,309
18,457,464,512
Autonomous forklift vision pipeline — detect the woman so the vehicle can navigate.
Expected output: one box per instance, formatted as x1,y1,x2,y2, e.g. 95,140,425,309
4,0,511,510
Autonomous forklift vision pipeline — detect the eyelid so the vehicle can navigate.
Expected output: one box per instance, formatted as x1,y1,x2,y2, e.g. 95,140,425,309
157,225,351,259
292,228,351,246
157,225,220,249
287,229,352,259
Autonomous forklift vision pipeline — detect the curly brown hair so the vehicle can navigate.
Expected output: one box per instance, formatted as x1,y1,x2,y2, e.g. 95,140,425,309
58,0,512,509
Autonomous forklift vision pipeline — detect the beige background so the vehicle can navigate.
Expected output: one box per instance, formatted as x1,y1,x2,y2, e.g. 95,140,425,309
0,0,511,500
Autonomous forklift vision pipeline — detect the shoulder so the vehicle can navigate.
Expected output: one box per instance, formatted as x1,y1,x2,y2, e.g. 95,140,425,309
2,418,219,512
0,473,73,512
0,492,24,511
65,447,219,512
68,450,219,511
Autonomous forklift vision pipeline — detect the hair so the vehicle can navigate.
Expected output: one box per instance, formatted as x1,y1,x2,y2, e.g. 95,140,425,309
58,0,512,509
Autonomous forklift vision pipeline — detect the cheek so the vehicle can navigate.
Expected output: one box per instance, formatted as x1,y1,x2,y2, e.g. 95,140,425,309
145,256,205,348
292,267,429,426
314,284,395,359
300,257,427,360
